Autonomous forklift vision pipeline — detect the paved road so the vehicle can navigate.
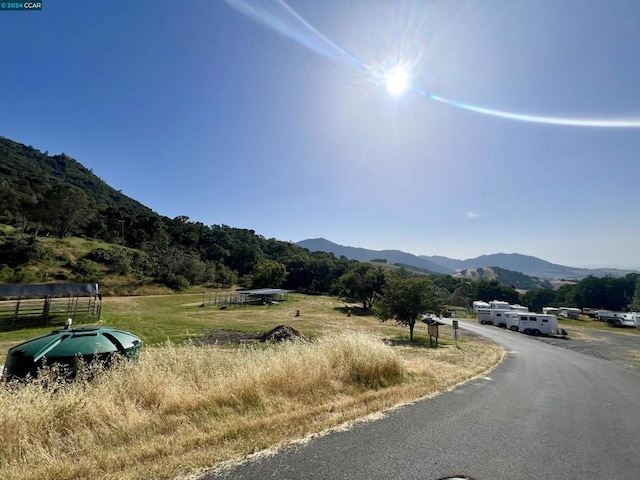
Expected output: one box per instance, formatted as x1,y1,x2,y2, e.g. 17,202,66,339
203,320,640,480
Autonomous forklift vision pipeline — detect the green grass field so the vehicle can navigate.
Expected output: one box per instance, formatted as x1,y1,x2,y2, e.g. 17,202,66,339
0,293,451,353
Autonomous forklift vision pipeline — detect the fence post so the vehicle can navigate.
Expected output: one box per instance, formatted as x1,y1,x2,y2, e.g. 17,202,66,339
13,297,21,326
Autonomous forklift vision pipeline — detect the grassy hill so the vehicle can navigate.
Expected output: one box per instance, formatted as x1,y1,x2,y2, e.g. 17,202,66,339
454,266,554,290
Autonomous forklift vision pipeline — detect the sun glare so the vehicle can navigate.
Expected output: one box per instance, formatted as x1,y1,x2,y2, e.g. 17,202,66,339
385,69,409,96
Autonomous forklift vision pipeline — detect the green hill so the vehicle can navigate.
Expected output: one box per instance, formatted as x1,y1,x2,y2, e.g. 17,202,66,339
0,135,359,295
0,136,153,221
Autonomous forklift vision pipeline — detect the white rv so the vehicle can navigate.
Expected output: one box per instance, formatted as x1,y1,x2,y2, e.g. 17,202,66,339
543,307,560,315
518,314,564,336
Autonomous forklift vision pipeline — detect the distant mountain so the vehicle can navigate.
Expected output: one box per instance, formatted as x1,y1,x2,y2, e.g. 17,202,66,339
297,238,452,275
298,238,637,281
421,253,636,280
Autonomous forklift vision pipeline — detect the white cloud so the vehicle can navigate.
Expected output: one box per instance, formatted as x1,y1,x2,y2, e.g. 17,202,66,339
465,211,481,219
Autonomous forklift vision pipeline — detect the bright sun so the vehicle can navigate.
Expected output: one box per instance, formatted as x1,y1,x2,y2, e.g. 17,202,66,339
385,69,409,96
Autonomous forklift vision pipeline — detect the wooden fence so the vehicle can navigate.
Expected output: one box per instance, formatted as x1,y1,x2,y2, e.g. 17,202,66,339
0,295,101,330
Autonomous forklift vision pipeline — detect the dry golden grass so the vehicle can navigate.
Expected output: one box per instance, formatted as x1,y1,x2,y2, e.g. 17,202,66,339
0,332,501,480
0,294,503,479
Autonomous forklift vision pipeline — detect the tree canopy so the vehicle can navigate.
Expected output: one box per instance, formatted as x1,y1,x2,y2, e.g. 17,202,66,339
339,263,386,309
374,276,444,341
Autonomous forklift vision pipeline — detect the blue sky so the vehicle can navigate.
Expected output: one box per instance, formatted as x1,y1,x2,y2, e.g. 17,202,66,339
1,1,639,269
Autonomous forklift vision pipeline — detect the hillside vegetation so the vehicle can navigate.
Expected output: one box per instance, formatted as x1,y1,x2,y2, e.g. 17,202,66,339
454,266,554,290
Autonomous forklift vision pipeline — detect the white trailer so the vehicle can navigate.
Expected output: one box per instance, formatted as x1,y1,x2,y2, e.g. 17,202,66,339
618,313,638,328
477,308,492,324
476,308,517,326
490,309,513,328
518,314,565,336
472,301,490,312
543,307,560,315
505,311,522,331
476,300,507,324
558,307,581,319
596,310,628,325
476,301,529,325
582,307,600,318
489,300,510,310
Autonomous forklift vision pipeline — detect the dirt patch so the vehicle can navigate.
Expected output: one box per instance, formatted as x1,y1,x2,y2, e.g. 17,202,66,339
532,329,640,372
194,325,307,346
195,330,262,346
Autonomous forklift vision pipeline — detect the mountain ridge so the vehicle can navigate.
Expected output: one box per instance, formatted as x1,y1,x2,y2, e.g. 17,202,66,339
297,238,637,280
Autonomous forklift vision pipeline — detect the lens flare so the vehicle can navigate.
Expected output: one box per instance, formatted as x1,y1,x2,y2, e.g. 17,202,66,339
385,69,409,96
224,0,640,128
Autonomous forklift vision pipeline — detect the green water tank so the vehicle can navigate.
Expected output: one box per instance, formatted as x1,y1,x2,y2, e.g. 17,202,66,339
2,326,143,381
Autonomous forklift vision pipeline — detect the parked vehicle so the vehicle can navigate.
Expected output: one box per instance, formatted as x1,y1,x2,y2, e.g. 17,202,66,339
518,314,565,336
596,310,628,325
582,307,600,318
474,300,567,336
505,311,522,331
476,301,529,327
490,309,513,328
472,301,490,312
488,300,510,310
617,313,638,328
476,308,492,325
558,307,581,319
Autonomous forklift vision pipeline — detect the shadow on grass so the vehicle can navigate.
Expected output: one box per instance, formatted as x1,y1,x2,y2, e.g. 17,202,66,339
334,305,375,317
383,334,452,349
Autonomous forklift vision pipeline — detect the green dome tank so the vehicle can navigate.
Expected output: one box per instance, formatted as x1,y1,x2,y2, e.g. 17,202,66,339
2,326,143,381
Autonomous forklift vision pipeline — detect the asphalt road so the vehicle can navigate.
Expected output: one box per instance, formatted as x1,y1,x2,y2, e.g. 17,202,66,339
203,320,640,480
